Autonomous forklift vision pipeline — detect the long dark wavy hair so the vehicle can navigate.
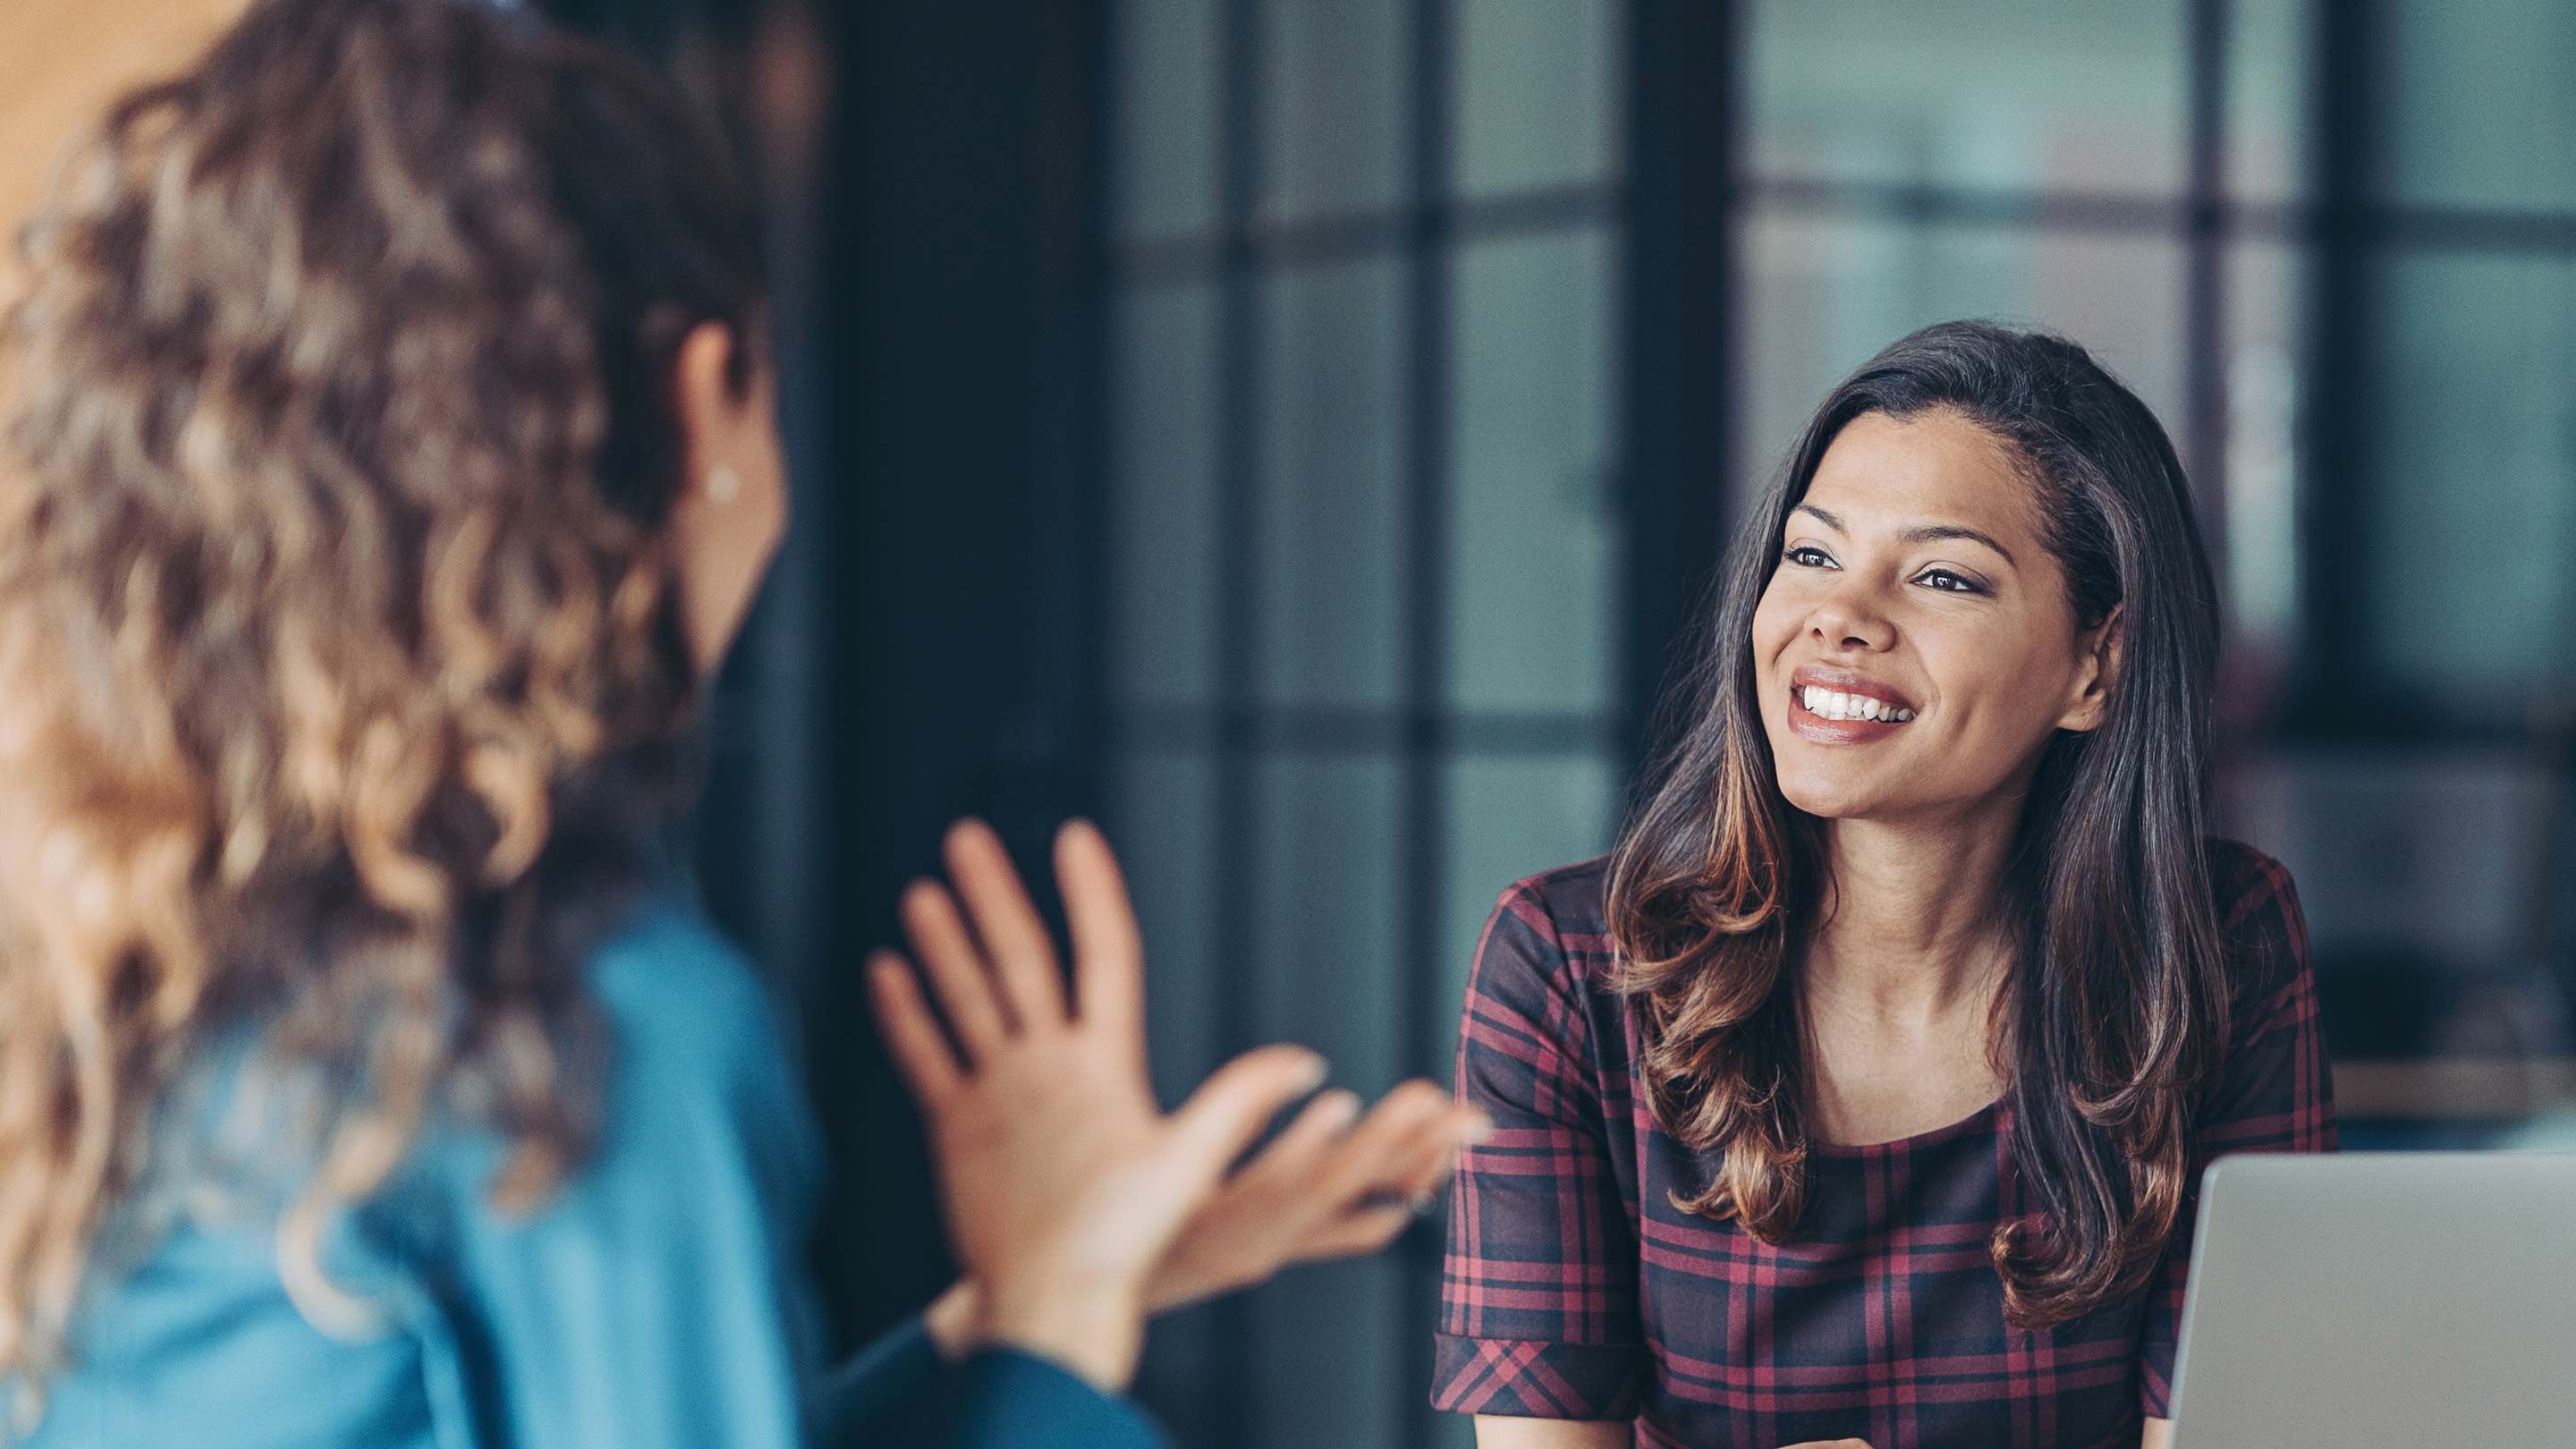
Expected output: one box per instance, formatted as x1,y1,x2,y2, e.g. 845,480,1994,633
1606,320,2229,1329
0,0,760,1382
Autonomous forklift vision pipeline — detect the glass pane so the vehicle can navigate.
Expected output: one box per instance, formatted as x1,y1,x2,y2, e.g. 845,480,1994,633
1437,753,1622,1069
1243,752,1404,1449
1736,210,2188,513
1258,0,1407,223
1106,748,1224,1107
1451,0,1623,199
1747,0,2188,195
1258,257,1410,709
1108,283,1221,708
2370,0,2576,213
2356,250,2576,706
1250,752,1405,1092
1110,0,1223,241
1447,227,1622,716
2227,0,2317,202
1248,1254,1406,1449
2221,241,2310,657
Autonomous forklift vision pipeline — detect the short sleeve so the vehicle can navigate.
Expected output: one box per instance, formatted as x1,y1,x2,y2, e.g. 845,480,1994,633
373,903,825,1449
1431,881,1647,1420
2138,847,2338,1418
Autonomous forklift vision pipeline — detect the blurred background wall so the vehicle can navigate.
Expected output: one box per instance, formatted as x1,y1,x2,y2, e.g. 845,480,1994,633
10,3,2576,1447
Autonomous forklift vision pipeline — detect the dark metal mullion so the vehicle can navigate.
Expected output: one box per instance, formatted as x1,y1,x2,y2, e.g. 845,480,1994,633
1620,0,1739,776
1113,192,2576,308
1395,0,1454,1441
2182,0,2231,569
1733,181,2576,254
2299,0,2374,703
1111,179,1624,284
1207,0,1265,1441
1108,705,1619,757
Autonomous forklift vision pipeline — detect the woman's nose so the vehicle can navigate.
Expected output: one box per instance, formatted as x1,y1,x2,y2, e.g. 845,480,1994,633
1808,581,1896,653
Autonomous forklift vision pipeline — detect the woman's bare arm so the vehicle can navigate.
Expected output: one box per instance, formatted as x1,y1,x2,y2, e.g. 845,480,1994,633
1472,1419,1631,1448
2143,1417,2174,1449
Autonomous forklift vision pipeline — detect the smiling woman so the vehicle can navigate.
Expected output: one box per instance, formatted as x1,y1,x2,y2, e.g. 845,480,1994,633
1433,322,2334,1449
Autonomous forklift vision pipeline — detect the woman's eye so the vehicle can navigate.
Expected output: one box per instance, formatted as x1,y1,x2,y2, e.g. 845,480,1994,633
1784,546,1834,568
1918,569,1982,594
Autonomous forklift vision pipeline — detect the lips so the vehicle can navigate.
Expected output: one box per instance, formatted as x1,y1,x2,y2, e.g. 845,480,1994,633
1784,666,1919,743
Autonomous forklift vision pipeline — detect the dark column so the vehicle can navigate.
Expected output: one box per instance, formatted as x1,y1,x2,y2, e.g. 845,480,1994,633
1621,0,1739,767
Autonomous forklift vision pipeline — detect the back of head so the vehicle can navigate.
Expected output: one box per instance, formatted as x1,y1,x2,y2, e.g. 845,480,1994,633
0,0,763,1379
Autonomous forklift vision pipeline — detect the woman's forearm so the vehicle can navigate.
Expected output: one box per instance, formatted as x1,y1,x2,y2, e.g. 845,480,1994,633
1472,1417,1632,1448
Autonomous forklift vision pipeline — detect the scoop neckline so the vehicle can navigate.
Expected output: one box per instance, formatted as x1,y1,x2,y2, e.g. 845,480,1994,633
1807,1094,2006,1156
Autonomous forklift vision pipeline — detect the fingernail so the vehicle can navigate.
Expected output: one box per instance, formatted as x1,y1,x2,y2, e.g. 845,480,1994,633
1462,1112,1496,1144
1295,1055,1330,1090
1408,1190,1441,1217
1318,1089,1361,1128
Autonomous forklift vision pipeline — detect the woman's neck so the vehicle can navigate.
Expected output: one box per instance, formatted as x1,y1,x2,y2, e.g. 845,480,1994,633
1803,797,2021,1029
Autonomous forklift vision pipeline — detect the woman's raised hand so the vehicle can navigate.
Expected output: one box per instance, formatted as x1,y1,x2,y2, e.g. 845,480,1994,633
1144,1074,1487,1311
866,818,1329,1392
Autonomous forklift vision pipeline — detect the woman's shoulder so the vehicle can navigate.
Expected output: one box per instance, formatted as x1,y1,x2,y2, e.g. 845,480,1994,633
2200,835,2300,919
584,897,792,1080
2199,835,2317,1021
1474,854,1620,994
399,896,813,1220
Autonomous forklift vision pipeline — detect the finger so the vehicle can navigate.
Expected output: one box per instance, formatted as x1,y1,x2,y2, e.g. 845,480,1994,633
899,878,1009,1056
943,818,1067,1030
1161,1045,1331,1199
1055,819,1145,1058
1385,1114,1472,1204
1230,1089,1361,1191
1397,1106,1493,1198
864,951,964,1106
1295,1204,1413,1259
1313,1080,1453,1201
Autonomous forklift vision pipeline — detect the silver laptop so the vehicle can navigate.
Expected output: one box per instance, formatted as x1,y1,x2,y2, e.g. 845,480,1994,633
2168,1151,2576,1447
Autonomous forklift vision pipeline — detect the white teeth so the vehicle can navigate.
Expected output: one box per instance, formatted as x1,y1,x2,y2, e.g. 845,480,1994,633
1797,683,1914,723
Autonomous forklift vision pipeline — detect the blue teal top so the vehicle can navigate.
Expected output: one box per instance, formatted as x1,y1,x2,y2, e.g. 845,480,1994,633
21,898,1165,1449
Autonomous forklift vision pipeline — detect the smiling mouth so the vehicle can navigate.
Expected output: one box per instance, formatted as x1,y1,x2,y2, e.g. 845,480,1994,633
1794,684,1915,724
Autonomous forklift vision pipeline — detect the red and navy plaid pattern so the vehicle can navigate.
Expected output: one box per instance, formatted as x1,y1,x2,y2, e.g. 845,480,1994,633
1435,839,2336,1448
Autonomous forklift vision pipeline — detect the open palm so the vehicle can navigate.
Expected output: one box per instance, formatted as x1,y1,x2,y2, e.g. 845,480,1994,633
866,818,1326,1389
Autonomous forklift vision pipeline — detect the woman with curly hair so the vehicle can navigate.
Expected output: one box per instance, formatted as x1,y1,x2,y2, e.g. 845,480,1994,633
0,1,1480,1445
1435,323,2336,1449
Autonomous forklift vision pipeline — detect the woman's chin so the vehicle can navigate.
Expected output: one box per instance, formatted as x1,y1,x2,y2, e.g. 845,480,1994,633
1773,769,1890,822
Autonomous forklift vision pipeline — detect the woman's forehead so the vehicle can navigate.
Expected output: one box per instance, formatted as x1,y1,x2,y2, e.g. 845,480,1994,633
1798,410,2042,546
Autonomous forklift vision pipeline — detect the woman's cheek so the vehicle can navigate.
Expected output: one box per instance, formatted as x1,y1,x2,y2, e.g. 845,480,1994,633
1749,584,1801,654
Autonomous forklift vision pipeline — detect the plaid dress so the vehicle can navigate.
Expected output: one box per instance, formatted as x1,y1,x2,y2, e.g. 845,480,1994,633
1434,839,2336,1449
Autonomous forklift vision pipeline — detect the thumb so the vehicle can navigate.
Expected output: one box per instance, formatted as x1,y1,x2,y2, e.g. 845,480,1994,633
1161,1045,1329,1197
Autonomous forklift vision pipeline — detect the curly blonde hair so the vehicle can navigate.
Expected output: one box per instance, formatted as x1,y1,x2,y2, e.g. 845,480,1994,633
0,0,765,1381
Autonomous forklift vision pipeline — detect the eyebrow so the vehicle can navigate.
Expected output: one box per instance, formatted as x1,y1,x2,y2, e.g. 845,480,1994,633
1790,503,2019,568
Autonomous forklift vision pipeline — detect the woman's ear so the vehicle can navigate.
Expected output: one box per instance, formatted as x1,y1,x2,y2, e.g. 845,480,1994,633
2057,606,2123,733
665,321,788,677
